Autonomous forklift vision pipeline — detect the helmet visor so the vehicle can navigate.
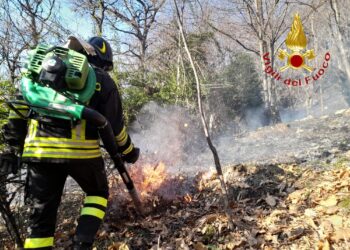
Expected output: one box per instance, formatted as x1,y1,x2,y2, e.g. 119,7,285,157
64,35,97,56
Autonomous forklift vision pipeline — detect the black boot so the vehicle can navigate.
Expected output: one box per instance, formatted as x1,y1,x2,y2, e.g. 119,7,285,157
72,236,93,250
72,241,93,250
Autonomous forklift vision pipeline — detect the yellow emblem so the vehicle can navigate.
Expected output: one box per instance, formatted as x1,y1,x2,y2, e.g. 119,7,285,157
98,42,106,54
278,13,315,72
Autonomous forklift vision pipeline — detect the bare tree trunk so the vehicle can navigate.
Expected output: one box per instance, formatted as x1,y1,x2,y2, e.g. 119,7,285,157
268,42,281,123
175,54,181,104
178,47,190,107
259,41,269,105
259,42,273,126
311,13,324,113
256,0,269,104
71,0,106,36
330,0,350,82
173,0,233,229
302,87,312,116
97,0,105,36
255,0,281,124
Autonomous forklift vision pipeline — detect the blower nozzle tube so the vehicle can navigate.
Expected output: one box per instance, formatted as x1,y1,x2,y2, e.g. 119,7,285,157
81,107,143,214
81,108,118,157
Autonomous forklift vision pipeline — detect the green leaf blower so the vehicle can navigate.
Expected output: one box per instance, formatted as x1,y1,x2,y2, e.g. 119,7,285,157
7,44,143,214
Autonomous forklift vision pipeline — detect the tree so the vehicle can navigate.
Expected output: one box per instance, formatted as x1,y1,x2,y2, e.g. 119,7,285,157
0,0,67,83
106,0,166,83
329,0,350,84
208,53,263,132
222,0,293,124
71,0,109,36
173,0,234,229
154,29,215,108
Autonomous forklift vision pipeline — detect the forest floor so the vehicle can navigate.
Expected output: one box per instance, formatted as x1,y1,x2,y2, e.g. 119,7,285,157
53,161,350,250
2,109,350,249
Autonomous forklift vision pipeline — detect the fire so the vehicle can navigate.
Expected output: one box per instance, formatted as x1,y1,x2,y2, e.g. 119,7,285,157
108,156,198,214
184,193,192,203
129,161,168,199
285,13,307,52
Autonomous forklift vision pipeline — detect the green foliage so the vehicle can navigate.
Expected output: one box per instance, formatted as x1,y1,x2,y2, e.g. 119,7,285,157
120,86,150,125
114,31,217,123
118,66,198,124
221,53,263,111
154,66,196,107
187,32,214,65
155,71,178,102
0,79,16,150
208,53,263,123
142,32,215,110
0,79,16,118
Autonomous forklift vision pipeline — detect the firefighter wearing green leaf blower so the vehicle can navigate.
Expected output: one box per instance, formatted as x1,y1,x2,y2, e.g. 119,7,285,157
0,36,139,249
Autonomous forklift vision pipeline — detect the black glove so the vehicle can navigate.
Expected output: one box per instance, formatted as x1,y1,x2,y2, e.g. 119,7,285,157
112,154,125,170
0,151,20,175
122,147,140,164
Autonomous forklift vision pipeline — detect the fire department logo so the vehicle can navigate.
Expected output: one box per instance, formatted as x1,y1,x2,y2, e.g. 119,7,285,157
278,13,315,72
263,13,330,86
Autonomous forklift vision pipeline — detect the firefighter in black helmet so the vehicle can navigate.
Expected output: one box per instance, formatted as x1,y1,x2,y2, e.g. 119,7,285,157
0,36,139,250
87,37,114,71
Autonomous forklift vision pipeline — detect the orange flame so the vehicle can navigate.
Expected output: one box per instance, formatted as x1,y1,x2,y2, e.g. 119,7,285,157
184,193,192,203
109,157,196,208
285,13,307,52
129,162,168,199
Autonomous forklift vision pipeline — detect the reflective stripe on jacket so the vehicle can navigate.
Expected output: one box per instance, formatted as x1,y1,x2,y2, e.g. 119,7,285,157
22,120,102,160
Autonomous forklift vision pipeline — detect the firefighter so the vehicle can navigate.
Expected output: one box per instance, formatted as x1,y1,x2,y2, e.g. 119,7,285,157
0,37,139,249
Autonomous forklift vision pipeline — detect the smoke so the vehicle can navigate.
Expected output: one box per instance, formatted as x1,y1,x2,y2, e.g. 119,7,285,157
128,102,298,174
128,102,286,174
128,92,349,175
129,102,210,173
244,107,266,130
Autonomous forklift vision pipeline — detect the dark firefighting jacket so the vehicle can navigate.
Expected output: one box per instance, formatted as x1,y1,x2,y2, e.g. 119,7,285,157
6,67,134,162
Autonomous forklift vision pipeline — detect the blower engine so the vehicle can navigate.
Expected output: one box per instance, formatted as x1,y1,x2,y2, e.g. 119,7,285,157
7,44,143,214
19,44,95,120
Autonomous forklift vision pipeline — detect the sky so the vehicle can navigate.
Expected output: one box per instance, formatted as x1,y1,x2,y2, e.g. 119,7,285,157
58,1,130,56
60,1,95,40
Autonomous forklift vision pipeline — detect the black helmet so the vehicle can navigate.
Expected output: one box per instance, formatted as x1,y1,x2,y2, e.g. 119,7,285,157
87,37,113,71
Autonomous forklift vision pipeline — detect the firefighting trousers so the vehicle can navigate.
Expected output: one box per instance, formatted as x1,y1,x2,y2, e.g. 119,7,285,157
23,158,109,249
